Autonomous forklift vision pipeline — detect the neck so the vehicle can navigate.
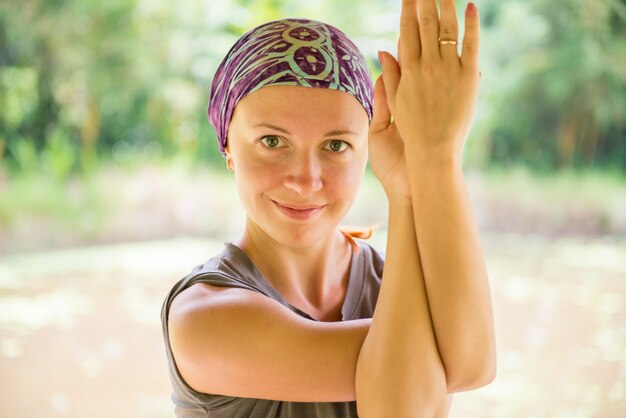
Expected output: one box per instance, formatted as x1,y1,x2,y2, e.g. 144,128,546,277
234,219,352,309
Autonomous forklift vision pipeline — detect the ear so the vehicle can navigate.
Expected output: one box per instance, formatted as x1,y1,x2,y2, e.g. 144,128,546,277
224,145,234,172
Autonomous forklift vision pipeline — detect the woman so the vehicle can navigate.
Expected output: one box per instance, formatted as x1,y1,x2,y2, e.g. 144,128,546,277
161,0,496,417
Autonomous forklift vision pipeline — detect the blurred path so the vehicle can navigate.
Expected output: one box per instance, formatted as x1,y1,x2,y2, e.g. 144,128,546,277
449,234,625,418
0,234,624,417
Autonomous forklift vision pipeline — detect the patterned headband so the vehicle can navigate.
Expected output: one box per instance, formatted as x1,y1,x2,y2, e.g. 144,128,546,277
207,17,374,155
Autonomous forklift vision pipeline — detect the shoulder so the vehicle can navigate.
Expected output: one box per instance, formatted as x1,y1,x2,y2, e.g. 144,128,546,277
161,244,266,321
162,242,264,300
166,280,371,402
356,239,385,278
339,239,384,320
168,282,268,331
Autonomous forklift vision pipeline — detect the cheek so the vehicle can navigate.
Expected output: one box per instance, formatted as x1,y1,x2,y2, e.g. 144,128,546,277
234,157,279,197
323,160,365,201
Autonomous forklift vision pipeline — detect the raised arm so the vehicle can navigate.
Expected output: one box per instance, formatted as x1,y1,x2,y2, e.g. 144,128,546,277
377,0,496,392
404,151,496,392
355,195,451,417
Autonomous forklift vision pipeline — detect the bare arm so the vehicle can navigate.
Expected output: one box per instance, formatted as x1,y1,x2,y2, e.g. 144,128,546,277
375,0,497,392
355,196,450,417
169,283,373,402
406,155,497,392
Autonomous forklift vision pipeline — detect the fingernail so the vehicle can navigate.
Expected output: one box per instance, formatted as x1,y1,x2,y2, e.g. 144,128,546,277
378,50,384,65
467,2,476,16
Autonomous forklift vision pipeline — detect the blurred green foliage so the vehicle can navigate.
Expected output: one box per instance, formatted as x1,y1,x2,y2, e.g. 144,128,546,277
0,0,625,180
480,0,626,171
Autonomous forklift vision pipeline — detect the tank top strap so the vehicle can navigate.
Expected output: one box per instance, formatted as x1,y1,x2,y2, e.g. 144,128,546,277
338,224,380,254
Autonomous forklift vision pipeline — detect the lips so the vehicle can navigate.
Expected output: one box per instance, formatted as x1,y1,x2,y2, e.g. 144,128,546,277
276,202,324,211
271,199,325,220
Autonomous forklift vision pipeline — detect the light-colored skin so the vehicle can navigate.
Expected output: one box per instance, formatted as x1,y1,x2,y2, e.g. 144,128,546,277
364,0,496,392
168,0,495,415
224,85,370,322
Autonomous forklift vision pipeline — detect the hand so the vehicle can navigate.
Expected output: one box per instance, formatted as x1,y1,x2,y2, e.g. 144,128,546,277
379,0,481,162
368,71,412,201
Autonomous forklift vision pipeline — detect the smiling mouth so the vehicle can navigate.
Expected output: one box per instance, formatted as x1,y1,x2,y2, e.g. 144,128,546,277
271,200,326,220
274,201,325,210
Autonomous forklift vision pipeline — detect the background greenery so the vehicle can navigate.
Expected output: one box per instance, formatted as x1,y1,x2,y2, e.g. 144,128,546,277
1,0,625,253
1,0,625,176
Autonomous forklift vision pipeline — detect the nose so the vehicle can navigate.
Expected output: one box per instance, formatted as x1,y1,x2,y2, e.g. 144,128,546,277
283,151,323,198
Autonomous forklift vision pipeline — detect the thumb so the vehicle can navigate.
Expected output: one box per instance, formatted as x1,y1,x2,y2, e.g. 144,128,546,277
370,75,392,134
378,50,400,116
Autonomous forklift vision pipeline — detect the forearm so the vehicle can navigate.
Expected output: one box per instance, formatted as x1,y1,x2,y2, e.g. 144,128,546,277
355,197,449,418
406,151,496,392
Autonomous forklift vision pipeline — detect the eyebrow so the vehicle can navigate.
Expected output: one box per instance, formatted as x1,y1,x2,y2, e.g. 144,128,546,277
252,123,358,137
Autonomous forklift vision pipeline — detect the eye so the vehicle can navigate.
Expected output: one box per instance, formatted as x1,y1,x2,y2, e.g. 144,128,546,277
325,140,349,153
259,135,284,148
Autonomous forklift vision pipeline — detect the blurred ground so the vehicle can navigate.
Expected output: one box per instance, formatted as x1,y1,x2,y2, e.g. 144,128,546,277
0,233,624,417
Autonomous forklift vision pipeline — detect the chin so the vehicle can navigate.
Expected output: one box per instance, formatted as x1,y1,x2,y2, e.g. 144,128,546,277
272,221,336,249
252,211,339,249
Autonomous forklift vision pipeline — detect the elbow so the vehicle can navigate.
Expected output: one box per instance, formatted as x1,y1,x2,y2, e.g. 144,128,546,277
446,356,497,393
476,360,497,388
446,337,498,393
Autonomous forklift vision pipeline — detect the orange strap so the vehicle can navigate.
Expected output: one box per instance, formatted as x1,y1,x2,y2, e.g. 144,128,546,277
338,224,381,254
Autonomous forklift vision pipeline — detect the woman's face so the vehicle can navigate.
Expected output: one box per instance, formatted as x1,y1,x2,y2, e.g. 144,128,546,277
225,84,370,248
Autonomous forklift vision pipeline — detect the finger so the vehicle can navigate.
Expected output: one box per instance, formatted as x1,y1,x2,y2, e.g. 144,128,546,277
378,51,401,116
400,0,420,64
461,2,480,71
438,0,460,62
370,75,392,134
417,0,440,61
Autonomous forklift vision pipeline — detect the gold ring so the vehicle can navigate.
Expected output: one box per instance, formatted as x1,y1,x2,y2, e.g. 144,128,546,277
438,38,458,45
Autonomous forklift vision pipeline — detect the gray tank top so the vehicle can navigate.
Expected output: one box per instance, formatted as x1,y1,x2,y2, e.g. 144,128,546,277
161,238,385,417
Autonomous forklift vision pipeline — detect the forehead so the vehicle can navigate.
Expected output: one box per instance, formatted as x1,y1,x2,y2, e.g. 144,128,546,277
232,85,368,127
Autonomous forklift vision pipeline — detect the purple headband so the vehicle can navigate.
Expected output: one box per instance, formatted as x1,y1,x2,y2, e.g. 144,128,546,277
207,17,374,156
